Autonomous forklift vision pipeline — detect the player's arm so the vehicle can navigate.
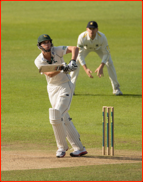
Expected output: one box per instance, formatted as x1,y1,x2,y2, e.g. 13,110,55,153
66,46,79,60
61,46,79,74
82,64,93,78
43,71,61,77
95,63,105,78
77,33,86,66
77,33,93,78
95,35,109,77
36,60,61,77
101,35,110,64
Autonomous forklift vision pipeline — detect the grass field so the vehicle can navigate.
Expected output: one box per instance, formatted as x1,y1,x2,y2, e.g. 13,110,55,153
1,1,142,181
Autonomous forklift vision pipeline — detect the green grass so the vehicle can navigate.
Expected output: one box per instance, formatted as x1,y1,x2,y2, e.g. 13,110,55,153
1,163,142,181
1,1,142,181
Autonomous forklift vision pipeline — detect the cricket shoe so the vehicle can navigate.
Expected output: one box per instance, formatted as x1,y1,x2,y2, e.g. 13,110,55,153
113,88,123,96
70,147,87,157
56,149,66,158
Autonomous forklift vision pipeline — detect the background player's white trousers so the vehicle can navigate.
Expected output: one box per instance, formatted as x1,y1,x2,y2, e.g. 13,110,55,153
70,49,120,92
48,82,84,151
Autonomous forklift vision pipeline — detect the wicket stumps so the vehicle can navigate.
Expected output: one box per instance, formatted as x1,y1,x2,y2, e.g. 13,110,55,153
102,106,114,156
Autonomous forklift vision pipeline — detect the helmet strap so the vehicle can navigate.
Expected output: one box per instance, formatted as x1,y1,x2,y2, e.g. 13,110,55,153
38,45,51,52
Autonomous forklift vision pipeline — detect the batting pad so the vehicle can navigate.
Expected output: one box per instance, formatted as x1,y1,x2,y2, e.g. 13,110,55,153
49,108,68,150
64,113,84,151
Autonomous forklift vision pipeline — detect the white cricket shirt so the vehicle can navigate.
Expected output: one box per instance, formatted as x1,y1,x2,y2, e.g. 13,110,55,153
34,46,71,85
77,31,110,65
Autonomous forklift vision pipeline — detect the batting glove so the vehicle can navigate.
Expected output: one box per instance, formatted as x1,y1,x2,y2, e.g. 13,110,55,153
63,64,70,74
63,60,78,74
68,59,78,71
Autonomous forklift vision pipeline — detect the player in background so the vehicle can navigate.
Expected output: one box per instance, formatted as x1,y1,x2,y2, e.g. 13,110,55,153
34,34,87,158
70,21,123,96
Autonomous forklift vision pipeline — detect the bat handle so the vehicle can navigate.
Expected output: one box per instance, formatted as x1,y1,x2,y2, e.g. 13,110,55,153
60,66,64,70
56,66,64,71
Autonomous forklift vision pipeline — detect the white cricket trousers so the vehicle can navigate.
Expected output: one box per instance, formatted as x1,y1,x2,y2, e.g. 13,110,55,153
47,81,83,151
70,49,120,92
48,82,73,116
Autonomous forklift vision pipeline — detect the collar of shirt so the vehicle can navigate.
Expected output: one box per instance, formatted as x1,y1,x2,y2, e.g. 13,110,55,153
40,47,55,64
40,53,47,63
51,47,55,57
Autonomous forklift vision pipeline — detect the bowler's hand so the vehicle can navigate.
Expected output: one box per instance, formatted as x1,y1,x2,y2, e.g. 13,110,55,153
95,63,105,78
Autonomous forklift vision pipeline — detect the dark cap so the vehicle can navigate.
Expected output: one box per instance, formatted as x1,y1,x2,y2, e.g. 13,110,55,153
86,21,98,28
37,34,52,44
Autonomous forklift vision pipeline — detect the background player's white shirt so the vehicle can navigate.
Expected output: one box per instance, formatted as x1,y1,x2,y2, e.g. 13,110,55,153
34,46,71,85
77,31,110,65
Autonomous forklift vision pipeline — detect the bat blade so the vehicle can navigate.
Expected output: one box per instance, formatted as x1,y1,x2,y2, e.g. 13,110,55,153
39,64,64,73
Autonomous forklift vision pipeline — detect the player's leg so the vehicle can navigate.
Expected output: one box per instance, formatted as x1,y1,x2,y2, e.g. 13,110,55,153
47,84,70,158
106,56,123,95
53,82,73,115
95,49,122,95
64,112,81,149
49,82,87,157
48,82,73,157
49,108,68,158
63,112,87,157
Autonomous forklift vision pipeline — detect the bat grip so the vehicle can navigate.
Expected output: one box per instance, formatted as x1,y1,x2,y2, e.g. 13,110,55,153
56,65,64,71
60,66,64,70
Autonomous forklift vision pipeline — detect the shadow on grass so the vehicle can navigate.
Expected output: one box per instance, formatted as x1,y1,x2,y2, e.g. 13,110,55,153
81,155,142,161
74,94,142,97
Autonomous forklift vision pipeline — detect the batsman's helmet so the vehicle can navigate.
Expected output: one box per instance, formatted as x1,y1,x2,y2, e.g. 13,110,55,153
37,34,53,52
37,34,52,45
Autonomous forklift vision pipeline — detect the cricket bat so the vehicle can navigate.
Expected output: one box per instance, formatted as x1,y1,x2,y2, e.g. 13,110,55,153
39,64,64,73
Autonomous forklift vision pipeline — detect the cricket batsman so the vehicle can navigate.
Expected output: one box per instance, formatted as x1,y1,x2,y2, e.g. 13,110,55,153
34,34,87,158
